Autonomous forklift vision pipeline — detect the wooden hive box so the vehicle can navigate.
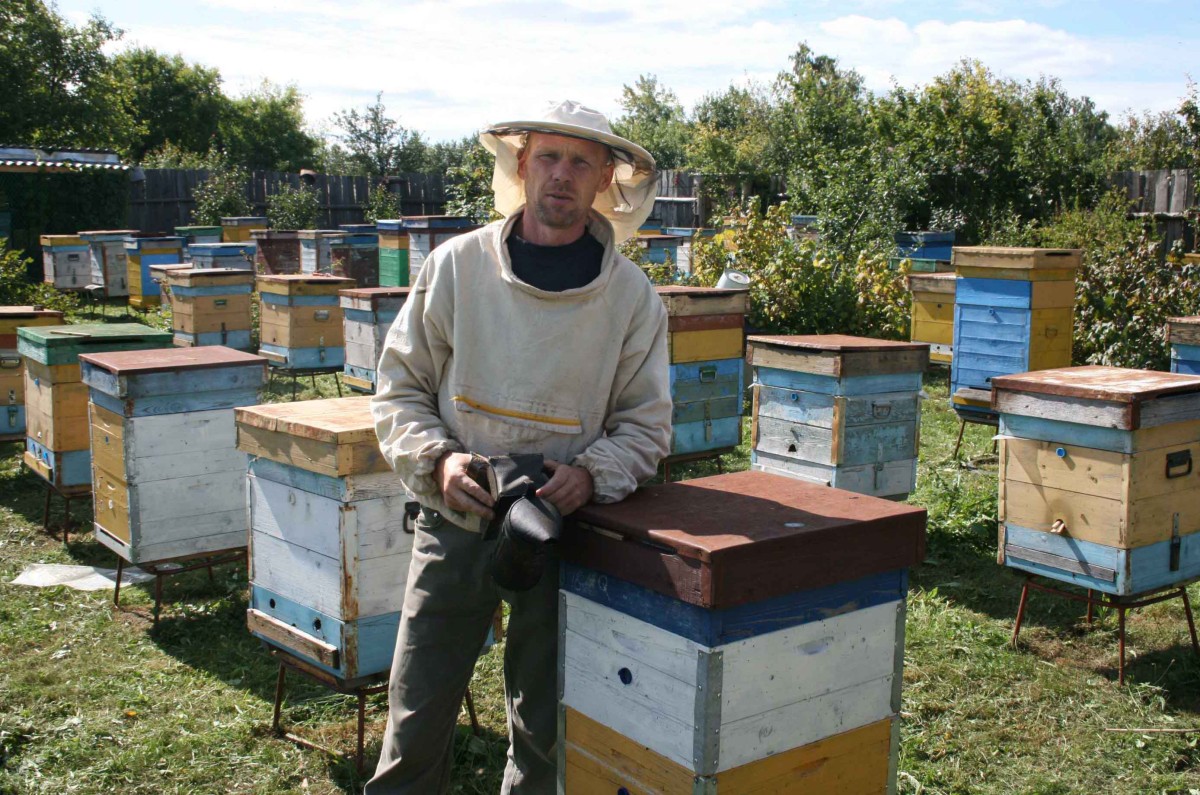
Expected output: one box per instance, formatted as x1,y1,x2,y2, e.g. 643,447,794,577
235,396,414,682
251,229,301,275
39,234,90,290
257,274,354,370
895,230,954,262
339,287,410,393
634,234,682,266
330,231,380,287
173,225,223,252
656,287,749,457
907,271,956,364
1167,316,1200,375
187,242,255,271
661,227,716,274
950,246,1080,422
995,366,1200,594
80,347,268,563
0,306,65,442
559,470,926,791
401,216,478,284
338,224,377,235
79,230,137,297
376,220,410,287
18,323,172,489
123,236,185,308
298,230,343,275
220,216,268,243
748,335,928,500
166,268,256,350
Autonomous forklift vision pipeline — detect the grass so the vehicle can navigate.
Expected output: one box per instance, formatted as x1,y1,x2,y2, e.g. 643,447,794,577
4,335,1200,792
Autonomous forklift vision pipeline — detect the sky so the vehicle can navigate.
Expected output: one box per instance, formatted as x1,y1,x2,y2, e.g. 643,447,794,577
59,0,1200,144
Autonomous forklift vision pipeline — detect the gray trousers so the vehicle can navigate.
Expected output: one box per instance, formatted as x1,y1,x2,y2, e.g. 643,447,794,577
365,508,559,794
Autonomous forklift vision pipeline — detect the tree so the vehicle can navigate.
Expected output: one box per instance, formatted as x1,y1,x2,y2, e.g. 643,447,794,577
329,93,430,176
112,47,225,161
687,84,775,193
612,75,689,170
1104,81,1200,171
0,1,135,151
218,81,320,172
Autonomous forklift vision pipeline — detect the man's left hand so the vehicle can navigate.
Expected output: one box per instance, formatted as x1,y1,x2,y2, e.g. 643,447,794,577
537,460,593,516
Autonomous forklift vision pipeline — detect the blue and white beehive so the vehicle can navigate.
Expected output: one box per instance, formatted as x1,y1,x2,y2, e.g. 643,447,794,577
657,287,748,458
39,235,90,290
996,366,1200,596
401,216,478,284
80,347,268,564
257,274,353,370
187,242,255,271
559,470,927,792
236,397,415,683
79,230,138,297
298,230,343,275
950,246,1080,424
662,227,716,274
339,287,410,393
124,236,186,309
1168,316,1200,375
748,335,928,500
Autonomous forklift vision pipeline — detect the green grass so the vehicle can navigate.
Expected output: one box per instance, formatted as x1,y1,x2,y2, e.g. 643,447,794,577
4,351,1200,793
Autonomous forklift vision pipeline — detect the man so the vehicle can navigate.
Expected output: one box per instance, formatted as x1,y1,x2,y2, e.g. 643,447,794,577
367,100,672,794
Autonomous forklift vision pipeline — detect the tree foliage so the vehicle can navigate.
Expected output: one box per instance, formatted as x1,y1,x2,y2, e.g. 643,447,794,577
111,48,225,160
218,82,319,172
612,75,689,170
328,93,430,176
191,163,252,225
266,183,320,229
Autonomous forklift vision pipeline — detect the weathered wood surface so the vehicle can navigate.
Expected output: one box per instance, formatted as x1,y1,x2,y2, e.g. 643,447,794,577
749,336,929,379
562,708,893,794
750,452,918,499
236,396,388,476
566,470,925,608
561,592,899,773
656,287,749,318
256,274,353,296
668,328,742,363
951,247,1081,271
906,272,956,295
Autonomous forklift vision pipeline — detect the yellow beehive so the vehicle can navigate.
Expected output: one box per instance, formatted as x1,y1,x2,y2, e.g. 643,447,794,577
907,271,955,364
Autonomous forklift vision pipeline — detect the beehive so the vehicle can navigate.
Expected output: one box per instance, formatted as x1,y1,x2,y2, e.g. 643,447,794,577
236,397,414,682
560,470,926,792
633,234,682,267
402,216,478,284
661,227,715,274
748,335,928,500
908,271,956,364
174,226,223,253
657,287,748,457
187,242,255,271
39,235,90,290
376,220,410,287
330,229,379,287
339,287,409,393
166,268,256,350
79,230,138,297
895,230,955,262
251,229,301,275
221,216,268,243
298,230,343,275
1167,316,1200,375
996,367,1200,595
257,275,353,370
0,307,65,441
950,247,1080,422
124,236,185,309
18,323,172,489
80,347,268,564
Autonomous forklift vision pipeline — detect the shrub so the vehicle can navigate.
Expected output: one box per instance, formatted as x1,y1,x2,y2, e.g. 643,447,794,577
192,162,252,225
0,243,78,313
266,183,320,229
689,202,907,338
361,182,403,222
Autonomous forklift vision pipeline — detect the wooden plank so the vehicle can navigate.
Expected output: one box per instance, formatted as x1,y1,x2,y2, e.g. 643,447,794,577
955,266,1077,282
234,396,378,444
656,287,749,317
666,313,743,333
247,608,340,668
1167,317,1200,346
749,343,928,379
669,328,743,363
951,247,1081,271
992,366,1200,410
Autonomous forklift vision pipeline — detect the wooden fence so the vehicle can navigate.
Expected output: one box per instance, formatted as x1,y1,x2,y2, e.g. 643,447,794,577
127,169,447,232
1110,168,1197,253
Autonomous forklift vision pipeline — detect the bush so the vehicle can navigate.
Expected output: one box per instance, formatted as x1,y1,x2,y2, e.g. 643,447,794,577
192,163,252,225
266,183,320,229
361,182,403,222
689,202,907,338
0,243,78,313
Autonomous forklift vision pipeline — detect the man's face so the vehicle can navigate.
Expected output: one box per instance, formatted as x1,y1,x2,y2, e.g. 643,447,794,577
517,133,615,232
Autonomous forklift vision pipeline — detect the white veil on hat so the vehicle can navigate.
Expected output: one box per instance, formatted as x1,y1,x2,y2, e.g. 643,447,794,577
479,100,658,243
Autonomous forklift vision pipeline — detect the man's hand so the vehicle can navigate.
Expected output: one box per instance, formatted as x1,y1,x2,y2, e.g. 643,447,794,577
536,460,593,516
435,452,496,520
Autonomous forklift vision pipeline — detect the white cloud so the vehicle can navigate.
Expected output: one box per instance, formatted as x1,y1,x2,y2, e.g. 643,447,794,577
84,2,1191,141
